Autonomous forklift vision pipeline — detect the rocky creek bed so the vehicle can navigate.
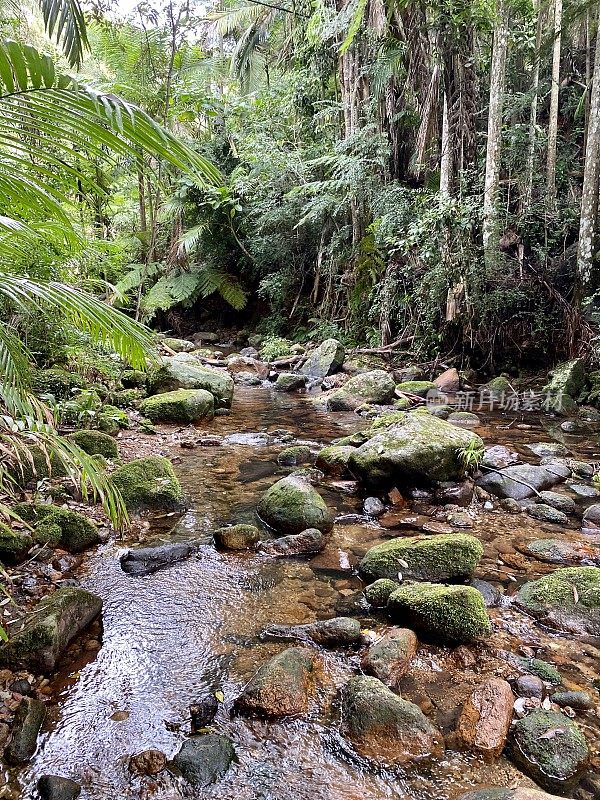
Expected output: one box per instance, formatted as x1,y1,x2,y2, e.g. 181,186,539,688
0,342,599,800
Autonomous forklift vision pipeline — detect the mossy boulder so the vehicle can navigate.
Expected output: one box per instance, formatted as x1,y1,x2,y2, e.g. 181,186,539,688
13,505,100,553
139,388,214,424
66,430,118,459
315,445,355,476
300,339,345,378
364,578,400,608
147,357,233,407
96,404,128,435
348,412,483,487
367,411,407,432
359,533,483,582
5,696,46,765
111,456,184,511
387,583,491,643
0,523,33,564
9,444,68,486
516,657,561,685
514,566,600,635
274,373,307,392
508,710,588,791
277,445,312,466
0,587,102,671
171,735,235,787
162,337,195,353
395,380,437,398
327,370,396,411
236,646,317,717
121,369,147,388
31,368,86,400
340,675,443,767
214,524,260,550
544,358,586,400
257,475,333,535
483,375,513,401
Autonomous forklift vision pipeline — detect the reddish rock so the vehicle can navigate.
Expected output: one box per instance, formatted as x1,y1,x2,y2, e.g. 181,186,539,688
361,628,418,692
227,356,269,378
129,749,167,776
434,368,460,394
457,677,514,761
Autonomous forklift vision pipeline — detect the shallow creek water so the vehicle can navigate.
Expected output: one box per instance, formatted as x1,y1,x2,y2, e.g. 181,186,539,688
18,386,600,799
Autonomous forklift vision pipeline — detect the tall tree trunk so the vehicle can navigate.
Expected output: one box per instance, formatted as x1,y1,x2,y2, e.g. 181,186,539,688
546,0,562,209
577,14,600,298
483,0,509,266
525,0,543,208
440,90,451,197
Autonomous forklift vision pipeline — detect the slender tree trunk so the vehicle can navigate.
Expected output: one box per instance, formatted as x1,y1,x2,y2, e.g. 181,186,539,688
525,0,543,208
440,90,451,198
577,14,600,297
483,0,509,266
546,0,562,209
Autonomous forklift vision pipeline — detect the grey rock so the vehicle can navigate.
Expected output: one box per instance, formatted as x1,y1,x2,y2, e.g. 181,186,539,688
514,674,545,699
477,464,569,500
537,491,576,514
470,579,502,608
171,735,235,787
120,542,196,576
481,445,520,471
363,497,385,517
6,697,46,764
259,528,325,556
263,617,361,648
300,339,345,378
526,504,569,525
550,690,594,710
527,442,568,458
37,776,81,800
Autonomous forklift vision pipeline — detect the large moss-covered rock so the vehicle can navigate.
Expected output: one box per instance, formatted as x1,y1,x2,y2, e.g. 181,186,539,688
315,445,355,477
66,430,118,459
508,710,588,792
9,444,68,486
300,339,345,378
0,587,102,671
514,567,600,635
257,475,333,535
214,524,260,550
111,456,184,511
0,523,33,564
139,388,214,423
387,583,491,643
482,375,513,401
544,359,586,403
348,412,483,486
359,533,483,582
274,373,307,392
171,735,235,786
327,370,396,411
364,579,400,608
395,380,437,397
236,646,317,717
13,505,99,553
340,675,443,767
147,357,233,407
361,628,418,691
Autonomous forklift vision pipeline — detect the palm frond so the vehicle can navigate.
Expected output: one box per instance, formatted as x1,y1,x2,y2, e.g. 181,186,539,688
38,0,90,67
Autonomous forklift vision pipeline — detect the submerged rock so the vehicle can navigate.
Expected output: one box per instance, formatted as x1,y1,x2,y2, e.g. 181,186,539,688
340,675,443,767
348,412,483,486
129,749,167,776
111,456,184,511
526,504,569,525
457,677,513,761
259,528,325,556
214,524,260,550
120,542,196,576
514,566,600,635
277,445,312,466
0,587,102,671
300,339,345,378
171,735,235,787
257,476,333,535
5,696,46,764
518,539,599,566
359,533,483,583
236,646,317,717
387,583,491,643
476,463,569,500
508,710,588,791
147,357,233,407
361,628,417,691
315,445,356,477
37,775,81,800
139,388,214,423
263,617,361,648
327,370,396,411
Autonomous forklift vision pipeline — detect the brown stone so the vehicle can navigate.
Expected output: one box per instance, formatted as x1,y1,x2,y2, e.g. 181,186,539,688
434,368,460,394
457,677,514,761
236,647,317,717
361,628,418,692
128,749,167,776
226,356,269,378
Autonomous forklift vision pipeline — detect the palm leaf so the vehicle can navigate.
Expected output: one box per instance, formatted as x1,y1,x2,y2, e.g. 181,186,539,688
37,0,90,67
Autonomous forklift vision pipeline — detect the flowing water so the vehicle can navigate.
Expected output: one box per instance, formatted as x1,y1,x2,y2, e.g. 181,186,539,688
15,386,600,799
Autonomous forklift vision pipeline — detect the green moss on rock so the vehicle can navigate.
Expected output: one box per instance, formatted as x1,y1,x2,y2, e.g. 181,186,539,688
508,710,588,791
516,656,561,685
139,388,214,423
0,523,33,564
257,475,333,535
395,380,437,397
514,566,600,635
111,456,184,511
327,370,396,411
277,446,312,466
359,533,484,582
315,445,356,476
31,368,86,400
387,582,491,643
66,430,118,459
364,578,400,608
14,504,99,553
147,358,234,407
